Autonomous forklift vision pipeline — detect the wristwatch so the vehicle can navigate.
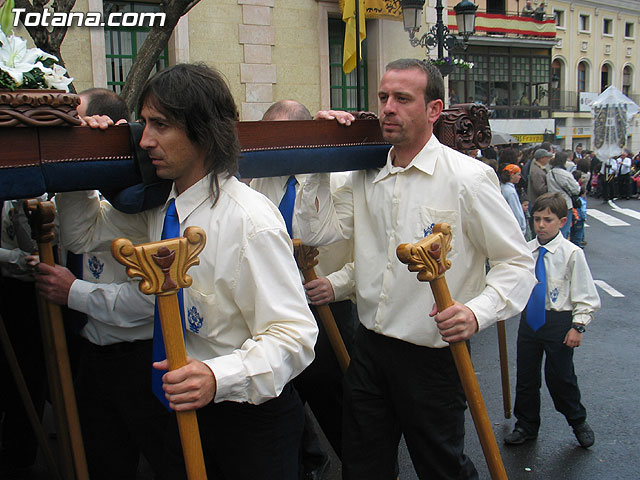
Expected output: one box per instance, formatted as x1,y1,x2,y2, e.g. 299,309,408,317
572,324,586,333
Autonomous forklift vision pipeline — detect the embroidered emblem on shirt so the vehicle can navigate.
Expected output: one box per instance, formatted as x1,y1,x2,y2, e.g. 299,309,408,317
423,223,435,237
550,287,559,303
87,256,104,279
188,306,204,334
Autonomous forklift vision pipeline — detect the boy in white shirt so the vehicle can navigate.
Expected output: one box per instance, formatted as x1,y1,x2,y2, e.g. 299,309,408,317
505,192,601,448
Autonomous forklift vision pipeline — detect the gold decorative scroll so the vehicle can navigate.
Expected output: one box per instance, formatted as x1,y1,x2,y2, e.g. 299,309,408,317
396,223,452,282
111,226,206,296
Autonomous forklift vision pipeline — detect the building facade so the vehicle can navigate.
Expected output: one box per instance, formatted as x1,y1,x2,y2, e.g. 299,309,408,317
550,0,639,152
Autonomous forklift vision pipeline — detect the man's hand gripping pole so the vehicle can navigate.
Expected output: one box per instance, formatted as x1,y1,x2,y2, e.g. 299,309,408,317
397,223,508,480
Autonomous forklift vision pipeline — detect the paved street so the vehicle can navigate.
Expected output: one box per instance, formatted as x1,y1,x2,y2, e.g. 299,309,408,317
321,196,640,479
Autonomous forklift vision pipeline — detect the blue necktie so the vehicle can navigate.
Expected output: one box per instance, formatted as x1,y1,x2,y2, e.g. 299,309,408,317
278,176,297,238
526,246,548,331
152,198,186,409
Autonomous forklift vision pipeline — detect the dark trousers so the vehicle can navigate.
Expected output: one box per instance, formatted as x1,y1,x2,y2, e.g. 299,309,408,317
618,173,631,199
342,325,478,480
164,382,304,480
514,311,586,436
601,176,616,201
75,337,170,480
294,300,357,466
0,278,46,468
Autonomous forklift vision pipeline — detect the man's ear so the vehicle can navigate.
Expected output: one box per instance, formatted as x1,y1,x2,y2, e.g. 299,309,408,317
559,216,568,228
427,99,443,124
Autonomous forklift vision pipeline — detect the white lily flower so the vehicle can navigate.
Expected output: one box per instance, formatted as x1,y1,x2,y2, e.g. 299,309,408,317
0,30,61,86
42,63,73,92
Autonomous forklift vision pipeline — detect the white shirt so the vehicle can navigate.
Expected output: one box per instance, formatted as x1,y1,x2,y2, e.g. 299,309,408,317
618,156,632,175
66,251,155,346
56,174,317,404
529,233,600,326
250,172,355,301
600,158,618,176
296,135,536,348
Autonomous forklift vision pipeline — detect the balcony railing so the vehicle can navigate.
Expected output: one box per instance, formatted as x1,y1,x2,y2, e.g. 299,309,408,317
550,90,640,112
448,10,556,39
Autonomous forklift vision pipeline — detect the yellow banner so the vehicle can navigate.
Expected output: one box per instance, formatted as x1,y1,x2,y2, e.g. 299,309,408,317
513,134,544,143
339,0,402,20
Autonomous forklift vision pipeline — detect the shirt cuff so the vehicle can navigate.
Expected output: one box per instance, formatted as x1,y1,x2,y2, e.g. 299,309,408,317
327,271,353,303
465,295,496,332
572,313,592,327
67,279,90,313
203,353,250,404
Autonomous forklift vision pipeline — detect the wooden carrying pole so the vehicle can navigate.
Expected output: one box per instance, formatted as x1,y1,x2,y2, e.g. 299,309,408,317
396,223,508,480
25,199,89,480
111,226,208,480
497,321,512,418
292,240,350,373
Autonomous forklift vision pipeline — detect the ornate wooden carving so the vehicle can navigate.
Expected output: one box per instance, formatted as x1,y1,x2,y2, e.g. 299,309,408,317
111,226,206,296
293,242,319,273
0,90,82,127
433,103,492,152
396,223,452,282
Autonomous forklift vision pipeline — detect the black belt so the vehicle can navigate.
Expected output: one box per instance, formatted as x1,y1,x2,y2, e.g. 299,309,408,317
81,337,152,355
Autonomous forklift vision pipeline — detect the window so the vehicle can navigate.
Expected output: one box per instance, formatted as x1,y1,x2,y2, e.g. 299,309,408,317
600,64,610,92
603,18,613,36
328,17,368,112
625,22,634,38
104,1,169,94
623,66,632,96
448,48,551,119
554,9,565,29
577,62,587,92
579,14,590,33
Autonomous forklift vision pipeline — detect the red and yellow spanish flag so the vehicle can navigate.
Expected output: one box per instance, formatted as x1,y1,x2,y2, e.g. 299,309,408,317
342,0,366,74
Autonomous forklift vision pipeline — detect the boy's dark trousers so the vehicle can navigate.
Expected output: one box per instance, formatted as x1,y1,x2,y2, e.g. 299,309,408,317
513,310,587,436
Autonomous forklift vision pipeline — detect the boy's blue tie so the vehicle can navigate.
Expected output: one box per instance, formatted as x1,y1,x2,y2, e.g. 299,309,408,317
526,246,548,331
278,176,297,238
152,198,186,409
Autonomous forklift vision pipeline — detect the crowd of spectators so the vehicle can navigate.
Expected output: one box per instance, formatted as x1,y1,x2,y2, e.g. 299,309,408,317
466,141,639,248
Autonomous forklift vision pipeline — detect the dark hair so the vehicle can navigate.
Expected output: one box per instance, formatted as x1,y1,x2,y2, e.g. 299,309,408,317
137,63,240,205
81,88,129,121
263,100,311,121
532,192,568,219
572,170,582,182
498,147,518,166
540,142,552,152
499,168,512,184
551,151,567,168
481,147,497,160
385,58,445,105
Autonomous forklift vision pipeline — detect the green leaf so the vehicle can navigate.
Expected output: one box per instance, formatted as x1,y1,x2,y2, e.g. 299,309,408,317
0,0,16,37
0,69,17,89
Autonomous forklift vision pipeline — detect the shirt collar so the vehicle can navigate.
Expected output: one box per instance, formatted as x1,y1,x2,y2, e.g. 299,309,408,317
164,173,222,223
373,135,440,183
533,231,563,254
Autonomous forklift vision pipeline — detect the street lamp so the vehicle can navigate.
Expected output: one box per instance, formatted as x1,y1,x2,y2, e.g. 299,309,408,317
400,0,478,59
